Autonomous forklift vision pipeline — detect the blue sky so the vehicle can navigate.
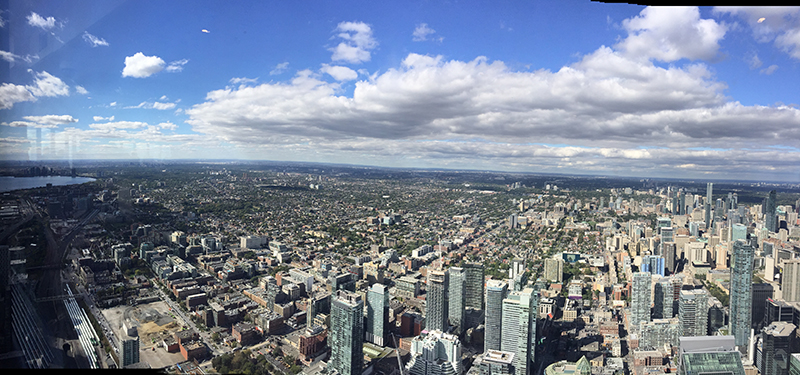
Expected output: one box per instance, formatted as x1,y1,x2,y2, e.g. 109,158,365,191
2,2,800,182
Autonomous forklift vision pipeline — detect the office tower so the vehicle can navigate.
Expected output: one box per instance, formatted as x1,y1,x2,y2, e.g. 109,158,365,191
678,336,744,375
449,267,466,335
543,258,563,282
366,284,389,346
731,223,747,243
730,240,754,349
661,227,674,244
705,182,713,231
757,322,796,375
679,289,709,337
641,255,665,277
766,190,778,233
654,278,673,319
485,280,508,351
783,260,800,302
501,288,536,375
120,333,140,368
631,272,652,332
426,270,449,333
464,262,485,310
663,242,676,275
478,350,515,375
752,283,776,329
405,330,462,375
508,214,518,229
763,298,795,327
330,290,364,375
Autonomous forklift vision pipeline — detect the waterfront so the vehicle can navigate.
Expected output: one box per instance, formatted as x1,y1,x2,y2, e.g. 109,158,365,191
0,176,97,193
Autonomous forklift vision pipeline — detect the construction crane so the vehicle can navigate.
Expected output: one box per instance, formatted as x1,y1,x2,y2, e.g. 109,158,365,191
391,332,405,375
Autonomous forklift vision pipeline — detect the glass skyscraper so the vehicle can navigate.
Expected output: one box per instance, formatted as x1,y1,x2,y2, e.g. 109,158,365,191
331,290,364,375
366,284,388,347
426,269,449,333
679,289,709,337
631,272,652,332
730,240,754,349
485,280,508,351
501,288,536,375
448,267,466,334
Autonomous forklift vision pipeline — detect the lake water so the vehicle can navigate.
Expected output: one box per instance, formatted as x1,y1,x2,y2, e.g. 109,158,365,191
0,176,97,193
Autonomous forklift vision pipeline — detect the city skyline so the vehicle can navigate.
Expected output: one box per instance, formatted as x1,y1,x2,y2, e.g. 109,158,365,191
2,4,800,182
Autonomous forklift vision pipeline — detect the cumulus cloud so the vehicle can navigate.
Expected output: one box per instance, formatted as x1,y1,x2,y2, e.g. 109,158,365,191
83,31,109,47
93,116,115,122
320,64,358,81
715,7,800,60
166,59,189,72
413,23,442,42
329,21,377,64
27,12,58,30
75,85,88,95
26,70,70,97
0,83,36,109
158,122,178,130
122,52,165,78
2,115,77,129
617,7,727,62
270,62,289,76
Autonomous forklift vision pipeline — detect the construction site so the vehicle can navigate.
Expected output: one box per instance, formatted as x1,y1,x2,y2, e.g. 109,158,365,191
101,300,188,369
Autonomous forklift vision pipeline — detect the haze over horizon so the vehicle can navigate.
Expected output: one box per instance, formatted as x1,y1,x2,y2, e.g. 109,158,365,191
2,3,800,182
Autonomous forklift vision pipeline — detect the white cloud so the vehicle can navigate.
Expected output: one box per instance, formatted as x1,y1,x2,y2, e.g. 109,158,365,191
152,101,177,110
413,23,441,42
230,77,259,85
82,31,109,47
329,21,377,64
760,64,779,75
166,59,189,73
27,12,58,30
89,121,148,130
109,101,117,107
714,7,800,60
2,115,77,129
25,70,69,97
0,83,36,109
1,50,17,63
93,116,115,122
201,29,210,34
158,122,178,130
270,62,289,76
746,52,762,69
320,64,358,81
75,85,88,95
126,101,177,110
617,7,727,62
122,52,165,78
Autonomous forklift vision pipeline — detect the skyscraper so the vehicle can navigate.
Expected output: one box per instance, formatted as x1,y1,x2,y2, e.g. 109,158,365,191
730,240,754,349
631,272,652,332
663,242,677,275
653,278,673,319
782,259,800,302
120,333,140,368
758,321,796,375
464,262,485,310
765,190,778,233
366,284,389,347
705,182,713,232
330,290,364,375
679,289,708,337
448,267,466,335
501,288,536,375
485,280,508,351
426,269,449,333
405,330,462,375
